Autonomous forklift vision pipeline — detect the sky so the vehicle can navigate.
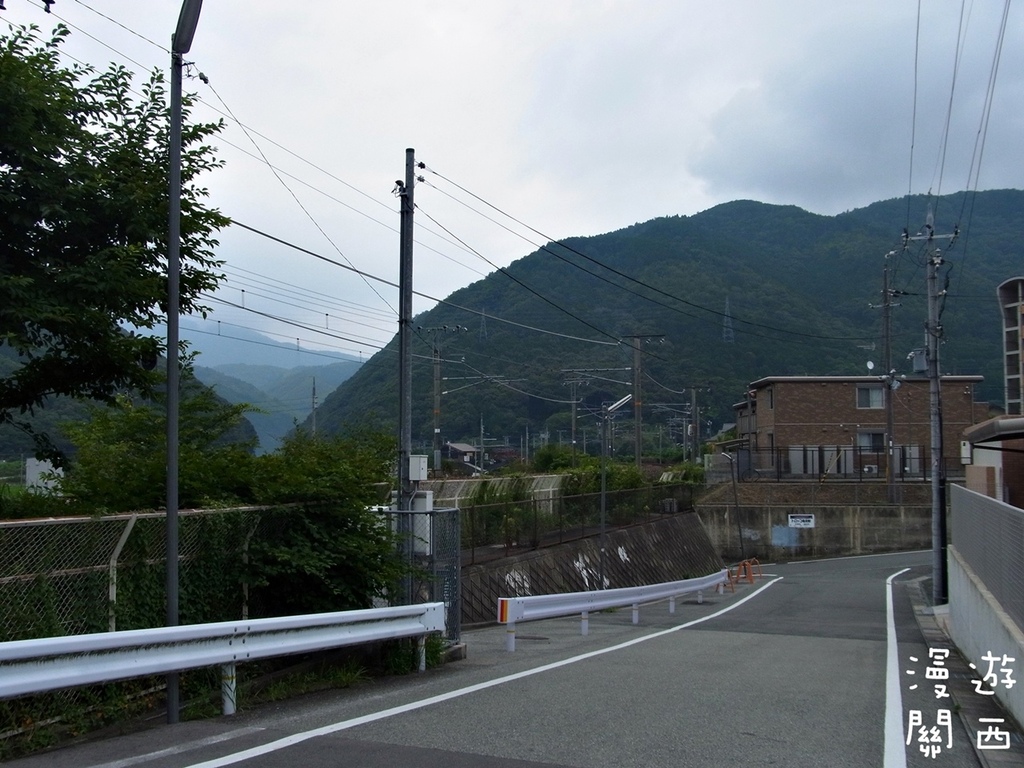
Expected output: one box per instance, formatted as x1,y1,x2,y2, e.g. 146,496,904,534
4,1,1023,363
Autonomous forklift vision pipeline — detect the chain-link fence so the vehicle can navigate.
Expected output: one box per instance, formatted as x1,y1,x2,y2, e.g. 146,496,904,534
0,507,265,641
0,502,461,753
461,483,696,565
0,504,462,644
386,507,461,643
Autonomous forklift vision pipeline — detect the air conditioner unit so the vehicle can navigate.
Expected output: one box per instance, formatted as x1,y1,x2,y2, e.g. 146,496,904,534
862,464,878,475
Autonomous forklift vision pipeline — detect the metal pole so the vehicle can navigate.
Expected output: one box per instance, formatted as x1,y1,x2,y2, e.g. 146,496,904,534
166,0,203,725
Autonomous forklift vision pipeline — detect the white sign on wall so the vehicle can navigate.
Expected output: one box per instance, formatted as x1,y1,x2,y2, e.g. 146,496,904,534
788,514,815,529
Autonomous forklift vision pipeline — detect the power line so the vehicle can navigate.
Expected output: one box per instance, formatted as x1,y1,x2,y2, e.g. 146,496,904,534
414,204,623,344
229,220,620,347
422,165,880,344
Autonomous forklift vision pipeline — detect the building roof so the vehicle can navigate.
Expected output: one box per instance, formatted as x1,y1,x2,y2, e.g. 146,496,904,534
446,442,478,453
747,374,983,388
964,416,1024,445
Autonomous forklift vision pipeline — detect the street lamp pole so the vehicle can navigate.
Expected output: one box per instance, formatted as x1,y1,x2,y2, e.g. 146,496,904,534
600,394,631,589
166,0,203,726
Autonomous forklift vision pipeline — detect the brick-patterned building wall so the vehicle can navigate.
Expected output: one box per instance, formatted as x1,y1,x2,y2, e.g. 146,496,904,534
736,375,987,473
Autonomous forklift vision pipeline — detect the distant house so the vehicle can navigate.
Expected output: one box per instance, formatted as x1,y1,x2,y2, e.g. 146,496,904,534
733,375,987,479
444,442,481,467
962,417,1024,507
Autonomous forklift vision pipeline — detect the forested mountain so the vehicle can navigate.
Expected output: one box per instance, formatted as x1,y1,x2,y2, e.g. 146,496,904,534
193,361,359,453
311,191,1022,448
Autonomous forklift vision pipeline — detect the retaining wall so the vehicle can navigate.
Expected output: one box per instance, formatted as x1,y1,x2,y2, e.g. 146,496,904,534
695,503,933,562
462,512,723,625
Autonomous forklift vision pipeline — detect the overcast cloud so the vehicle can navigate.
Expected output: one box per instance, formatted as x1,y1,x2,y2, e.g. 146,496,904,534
4,1,1022,359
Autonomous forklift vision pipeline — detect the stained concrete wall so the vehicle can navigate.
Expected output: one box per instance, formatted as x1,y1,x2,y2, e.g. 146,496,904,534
695,503,932,562
694,481,932,561
462,513,723,625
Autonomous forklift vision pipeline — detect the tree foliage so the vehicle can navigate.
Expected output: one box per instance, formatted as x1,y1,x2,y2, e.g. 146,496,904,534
0,24,227,459
57,376,257,512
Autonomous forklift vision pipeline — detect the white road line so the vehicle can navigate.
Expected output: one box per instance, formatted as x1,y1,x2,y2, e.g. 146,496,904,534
87,727,266,768
185,577,785,768
884,567,911,768
787,550,929,565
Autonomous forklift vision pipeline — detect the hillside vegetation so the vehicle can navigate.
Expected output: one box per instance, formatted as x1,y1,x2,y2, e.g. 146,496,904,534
312,190,1020,447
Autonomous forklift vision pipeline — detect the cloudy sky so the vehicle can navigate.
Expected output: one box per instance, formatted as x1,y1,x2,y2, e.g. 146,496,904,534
4,1,1022,360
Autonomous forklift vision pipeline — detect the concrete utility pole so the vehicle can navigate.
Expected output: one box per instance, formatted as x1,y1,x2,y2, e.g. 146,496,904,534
872,252,901,502
904,220,957,605
600,394,632,588
397,149,417,514
690,388,700,461
623,335,664,467
562,377,589,467
311,377,317,436
421,325,466,475
395,149,418,606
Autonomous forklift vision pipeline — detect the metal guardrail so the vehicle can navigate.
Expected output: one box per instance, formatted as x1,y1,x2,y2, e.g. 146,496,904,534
0,603,445,715
496,569,728,651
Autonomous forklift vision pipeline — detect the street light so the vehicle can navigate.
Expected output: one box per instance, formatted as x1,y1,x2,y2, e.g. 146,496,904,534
600,394,632,588
166,0,203,726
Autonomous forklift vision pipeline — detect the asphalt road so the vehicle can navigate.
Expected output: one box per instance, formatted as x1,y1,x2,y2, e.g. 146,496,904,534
6,551,1005,767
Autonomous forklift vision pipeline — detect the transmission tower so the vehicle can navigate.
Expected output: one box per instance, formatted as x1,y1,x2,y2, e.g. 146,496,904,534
722,297,735,343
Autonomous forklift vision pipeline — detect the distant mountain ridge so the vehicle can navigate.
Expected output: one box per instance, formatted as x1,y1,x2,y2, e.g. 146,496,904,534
165,323,362,369
310,190,1022,447
194,361,361,453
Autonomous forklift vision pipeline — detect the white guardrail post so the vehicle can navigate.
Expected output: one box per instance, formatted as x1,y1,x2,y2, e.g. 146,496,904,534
0,603,445,714
497,569,728,652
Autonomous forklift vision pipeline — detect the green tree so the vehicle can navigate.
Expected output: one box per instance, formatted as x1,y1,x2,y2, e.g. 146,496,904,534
57,377,256,513
246,430,405,615
0,24,227,460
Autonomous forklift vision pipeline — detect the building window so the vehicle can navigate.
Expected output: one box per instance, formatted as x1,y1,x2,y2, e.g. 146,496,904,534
857,431,885,452
856,385,883,409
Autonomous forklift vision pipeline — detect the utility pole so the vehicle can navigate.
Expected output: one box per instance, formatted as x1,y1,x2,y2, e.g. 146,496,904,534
622,335,664,468
871,252,901,502
882,253,901,502
690,388,700,461
632,337,643,468
311,377,317,437
396,149,418,605
904,219,957,605
421,325,466,476
562,377,589,467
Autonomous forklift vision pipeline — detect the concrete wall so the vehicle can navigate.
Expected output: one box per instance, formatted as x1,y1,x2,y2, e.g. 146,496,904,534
461,513,723,625
949,545,1024,727
695,502,932,562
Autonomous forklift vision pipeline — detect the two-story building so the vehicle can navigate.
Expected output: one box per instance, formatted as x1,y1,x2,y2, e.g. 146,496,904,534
733,375,988,479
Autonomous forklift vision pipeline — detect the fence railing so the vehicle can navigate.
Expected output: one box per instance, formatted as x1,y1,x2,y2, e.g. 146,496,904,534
497,569,729,651
709,446,967,484
460,483,695,565
0,603,445,715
